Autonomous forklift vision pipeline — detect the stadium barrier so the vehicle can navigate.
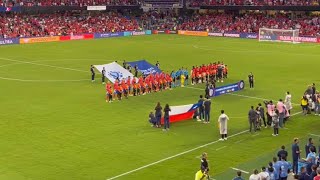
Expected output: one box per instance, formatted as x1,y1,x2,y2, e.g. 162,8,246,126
0,38,20,45
209,80,245,97
178,30,208,36
2,30,320,46
20,36,60,44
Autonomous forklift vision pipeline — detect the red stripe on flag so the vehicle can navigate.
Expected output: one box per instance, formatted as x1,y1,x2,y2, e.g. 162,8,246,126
161,110,195,124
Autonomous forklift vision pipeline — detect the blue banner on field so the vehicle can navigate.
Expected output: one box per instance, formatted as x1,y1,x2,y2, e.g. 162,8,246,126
209,80,245,97
127,60,162,75
94,32,124,39
0,38,19,45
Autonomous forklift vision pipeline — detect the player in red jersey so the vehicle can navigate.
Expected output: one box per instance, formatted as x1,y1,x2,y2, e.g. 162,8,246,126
113,80,121,100
106,82,113,103
127,76,132,96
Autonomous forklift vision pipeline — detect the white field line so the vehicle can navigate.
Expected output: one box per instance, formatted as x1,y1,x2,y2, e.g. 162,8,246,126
230,167,249,174
234,139,245,144
309,133,320,138
0,57,87,73
106,130,249,180
252,133,260,137
215,146,227,151
0,77,89,82
185,86,301,106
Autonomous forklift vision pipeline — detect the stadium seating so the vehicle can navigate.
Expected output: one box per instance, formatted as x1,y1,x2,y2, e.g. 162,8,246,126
0,12,319,38
188,0,319,7
0,0,139,7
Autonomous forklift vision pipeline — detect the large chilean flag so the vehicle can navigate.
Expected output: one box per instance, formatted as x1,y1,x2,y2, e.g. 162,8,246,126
161,103,200,124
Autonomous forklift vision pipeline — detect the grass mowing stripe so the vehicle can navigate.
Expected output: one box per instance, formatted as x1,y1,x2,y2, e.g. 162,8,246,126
106,130,249,180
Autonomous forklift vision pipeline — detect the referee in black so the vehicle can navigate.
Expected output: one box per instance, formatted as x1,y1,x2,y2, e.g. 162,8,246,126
248,72,254,89
101,67,106,84
90,65,95,82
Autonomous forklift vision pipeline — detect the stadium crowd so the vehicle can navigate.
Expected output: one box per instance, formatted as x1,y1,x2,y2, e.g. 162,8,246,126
188,0,319,7
1,11,319,38
0,0,139,7
0,12,140,38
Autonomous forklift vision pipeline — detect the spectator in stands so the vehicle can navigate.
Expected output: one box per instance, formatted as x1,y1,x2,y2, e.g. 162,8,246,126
305,138,316,157
292,138,301,175
277,145,288,161
249,169,260,180
277,155,290,180
314,168,320,180
310,165,318,180
298,167,309,180
233,171,244,180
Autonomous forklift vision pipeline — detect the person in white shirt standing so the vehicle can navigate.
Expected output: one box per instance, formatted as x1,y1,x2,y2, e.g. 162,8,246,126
249,169,261,180
284,92,292,114
218,110,229,141
258,167,270,180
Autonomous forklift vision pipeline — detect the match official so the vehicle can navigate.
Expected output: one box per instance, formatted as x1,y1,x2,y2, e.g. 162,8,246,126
248,72,254,89
90,65,95,82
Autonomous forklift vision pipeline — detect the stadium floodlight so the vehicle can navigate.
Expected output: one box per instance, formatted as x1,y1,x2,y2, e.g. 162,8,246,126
258,28,300,44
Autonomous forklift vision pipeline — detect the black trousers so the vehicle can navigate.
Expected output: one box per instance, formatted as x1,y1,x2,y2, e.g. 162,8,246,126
249,81,254,88
273,128,279,135
91,74,95,81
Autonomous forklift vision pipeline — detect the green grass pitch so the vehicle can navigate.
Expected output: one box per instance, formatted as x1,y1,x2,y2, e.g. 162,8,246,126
0,35,320,180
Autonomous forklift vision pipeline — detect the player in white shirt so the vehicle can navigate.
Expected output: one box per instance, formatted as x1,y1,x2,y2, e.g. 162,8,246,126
258,167,270,180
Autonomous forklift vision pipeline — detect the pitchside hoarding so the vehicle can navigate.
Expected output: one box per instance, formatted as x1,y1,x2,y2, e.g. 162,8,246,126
0,38,19,45
94,32,124,38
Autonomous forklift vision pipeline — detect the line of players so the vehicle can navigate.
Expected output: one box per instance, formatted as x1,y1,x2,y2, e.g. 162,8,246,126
191,61,228,85
105,73,176,103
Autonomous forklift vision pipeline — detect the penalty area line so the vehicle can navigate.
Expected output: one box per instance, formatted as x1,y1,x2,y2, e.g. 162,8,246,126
106,130,249,180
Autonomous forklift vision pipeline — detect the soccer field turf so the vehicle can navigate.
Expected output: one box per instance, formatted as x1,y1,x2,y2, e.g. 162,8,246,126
0,35,320,180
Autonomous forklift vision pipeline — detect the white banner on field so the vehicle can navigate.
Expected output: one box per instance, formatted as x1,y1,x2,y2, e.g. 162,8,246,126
94,62,135,83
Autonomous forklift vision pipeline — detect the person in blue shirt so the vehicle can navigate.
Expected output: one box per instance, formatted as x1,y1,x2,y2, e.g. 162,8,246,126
272,158,280,180
267,165,276,180
292,138,301,174
232,171,244,180
277,155,290,180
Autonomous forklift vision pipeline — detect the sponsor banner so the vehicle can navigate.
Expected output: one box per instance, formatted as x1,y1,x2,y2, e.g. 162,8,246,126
0,38,19,45
240,33,258,39
87,6,106,10
124,32,132,37
279,36,318,43
165,30,177,34
161,103,200,124
94,32,124,39
60,34,94,41
126,60,162,75
224,33,240,38
259,35,278,41
178,30,208,37
20,36,60,44
94,62,135,83
145,30,152,35
132,31,146,36
208,32,224,37
0,6,21,12
209,80,245,97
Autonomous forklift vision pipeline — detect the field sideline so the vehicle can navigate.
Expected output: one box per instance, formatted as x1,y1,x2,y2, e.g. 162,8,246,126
0,35,319,180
